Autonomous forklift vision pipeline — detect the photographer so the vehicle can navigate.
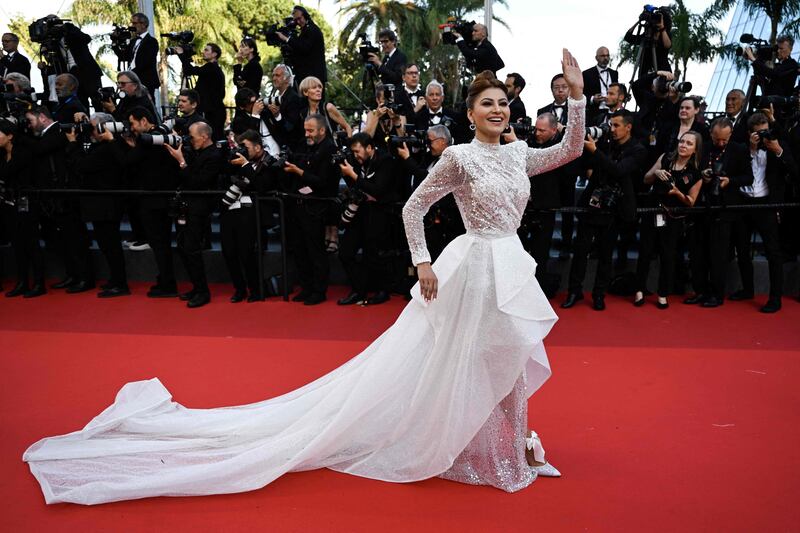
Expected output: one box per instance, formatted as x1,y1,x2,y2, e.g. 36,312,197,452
744,35,798,98
124,106,181,297
164,122,223,308
415,81,457,131
103,71,157,123
282,114,338,305
366,29,407,86
276,6,327,86
582,47,619,120
396,124,464,261
364,83,406,151
562,110,646,311
231,88,281,156
591,82,627,126
1,33,31,79
337,132,399,306
176,42,226,141
233,37,263,94
298,76,352,138
398,63,425,118
730,113,797,313
3,72,32,95
505,72,527,124
635,131,704,309
0,119,45,298
452,23,504,75
661,96,709,155
222,129,276,303
64,112,129,297
169,88,204,136
684,118,753,308
128,13,160,99
624,6,672,78
725,89,750,143
26,105,95,293
538,75,571,130
266,64,303,149
51,73,87,123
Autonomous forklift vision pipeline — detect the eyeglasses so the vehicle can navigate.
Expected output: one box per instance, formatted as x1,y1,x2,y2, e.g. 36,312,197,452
406,71,419,75
379,39,390,44
117,81,134,86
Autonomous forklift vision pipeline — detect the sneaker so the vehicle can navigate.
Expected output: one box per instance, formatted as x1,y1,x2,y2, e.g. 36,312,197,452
128,241,151,251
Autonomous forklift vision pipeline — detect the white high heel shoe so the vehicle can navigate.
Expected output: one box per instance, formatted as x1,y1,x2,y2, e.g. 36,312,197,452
526,430,562,478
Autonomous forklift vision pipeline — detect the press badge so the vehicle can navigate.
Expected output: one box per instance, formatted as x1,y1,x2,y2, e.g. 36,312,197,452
656,213,666,227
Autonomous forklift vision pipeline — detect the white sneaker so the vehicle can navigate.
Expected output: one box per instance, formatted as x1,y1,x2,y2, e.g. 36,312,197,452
128,241,151,251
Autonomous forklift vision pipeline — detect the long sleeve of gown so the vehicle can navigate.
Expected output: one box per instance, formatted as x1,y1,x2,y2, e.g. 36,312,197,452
402,148,464,266
526,95,586,176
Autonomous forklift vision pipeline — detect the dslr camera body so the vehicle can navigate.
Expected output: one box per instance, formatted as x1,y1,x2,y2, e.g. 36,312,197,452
162,31,195,56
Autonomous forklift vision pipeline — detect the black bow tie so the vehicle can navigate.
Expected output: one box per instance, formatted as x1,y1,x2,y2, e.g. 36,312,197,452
554,104,566,109
431,111,443,117
599,67,608,72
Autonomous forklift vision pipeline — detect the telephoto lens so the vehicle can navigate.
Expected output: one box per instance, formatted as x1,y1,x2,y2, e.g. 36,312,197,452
139,133,182,148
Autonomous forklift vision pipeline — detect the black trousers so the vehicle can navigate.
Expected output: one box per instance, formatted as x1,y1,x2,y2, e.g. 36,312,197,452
53,208,93,283
3,205,45,287
202,106,226,142
732,197,783,298
176,214,210,294
635,214,683,296
126,198,148,243
92,219,127,288
286,200,329,296
220,207,260,295
339,204,391,295
558,176,576,250
140,205,176,288
567,217,616,296
518,210,556,284
688,213,737,300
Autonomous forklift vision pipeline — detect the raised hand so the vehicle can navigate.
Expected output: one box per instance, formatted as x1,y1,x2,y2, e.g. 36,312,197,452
561,48,584,100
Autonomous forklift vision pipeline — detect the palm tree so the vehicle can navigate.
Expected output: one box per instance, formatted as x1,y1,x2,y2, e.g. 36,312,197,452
670,0,726,80
712,0,800,45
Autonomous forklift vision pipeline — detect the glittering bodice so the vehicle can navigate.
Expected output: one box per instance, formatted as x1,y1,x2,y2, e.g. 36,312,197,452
402,96,586,266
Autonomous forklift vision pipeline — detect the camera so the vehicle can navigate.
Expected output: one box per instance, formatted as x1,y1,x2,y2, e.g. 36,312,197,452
222,176,250,207
755,129,775,142
59,119,93,135
97,86,118,103
654,76,692,95
652,174,675,194
140,132,184,148
331,146,353,166
227,145,249,162
28,15,68,44
335,186,366,226
759,95,800,109
264,145,293,169
638,5,670,28
162,31,195,56
379,84,401,112
357,33,380,65
586,122,610,140
109,24,135,62
264,93,282,107
388,135,428,149
438,18,475,45
736,34,776,62
703,160,725,197
262,18,297,47
510,117,534,137
96,121,128,134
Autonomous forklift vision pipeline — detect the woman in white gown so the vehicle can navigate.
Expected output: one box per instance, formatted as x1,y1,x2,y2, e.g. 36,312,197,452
23,51,587,505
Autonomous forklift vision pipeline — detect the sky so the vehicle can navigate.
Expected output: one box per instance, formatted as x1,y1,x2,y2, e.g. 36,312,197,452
1,0,735,109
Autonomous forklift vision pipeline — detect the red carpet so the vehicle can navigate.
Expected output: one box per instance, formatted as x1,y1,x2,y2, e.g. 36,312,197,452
2,283,799,531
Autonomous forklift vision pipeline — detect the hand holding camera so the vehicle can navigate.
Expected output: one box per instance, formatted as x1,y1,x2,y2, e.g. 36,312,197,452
339,160,357,180
252,99,265,116
230,152,248,166
396,142,410,160
655,169,671,182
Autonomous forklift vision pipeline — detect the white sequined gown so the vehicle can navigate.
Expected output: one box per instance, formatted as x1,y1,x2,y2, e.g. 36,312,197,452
23,96,586,505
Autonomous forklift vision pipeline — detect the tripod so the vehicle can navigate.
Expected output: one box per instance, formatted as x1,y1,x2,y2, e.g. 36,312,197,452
628,21,659,88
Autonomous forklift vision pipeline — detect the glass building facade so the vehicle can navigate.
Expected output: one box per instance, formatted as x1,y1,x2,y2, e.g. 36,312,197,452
705,1,800,110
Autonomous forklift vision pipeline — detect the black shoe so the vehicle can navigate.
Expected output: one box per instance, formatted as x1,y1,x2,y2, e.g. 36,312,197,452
66,280,95,294
729,290,754,301
179,290,196,301
51,277,76,289
147,285,178,298
366,291,390,305
187,292,210,308
247,293,265,303
98,286,131,298
303,293,327,306
592,295,606,311
560,292,584,309
23,284,47,298
291,290,311,302
100,281,115,291
337,291,366,305
760,298,781,313
230,290,246,303
656,299,669,310
633,295,646,307
683,294,705,305
701,296,723,308
5,282,29,298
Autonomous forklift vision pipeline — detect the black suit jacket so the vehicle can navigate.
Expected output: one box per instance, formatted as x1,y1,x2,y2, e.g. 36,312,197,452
753,57,799,97
537,102,570,126
287,136,338,197
1,51,31,79
274,87,304,148
509,97,527,123
759,142,798,202
702,141,753,219
62,23,103,90
528,138,563,209
285,22,327,83
456,38,504,74
66,139,127,221
180,59,225,112
351,150,398,204
581,138,647,223
125,127,181,209
31,124,69,188
233,57,263,94
179,144,224,215
377,48,407,86
130,34,160,94
582,66,619,99
414,107,458,131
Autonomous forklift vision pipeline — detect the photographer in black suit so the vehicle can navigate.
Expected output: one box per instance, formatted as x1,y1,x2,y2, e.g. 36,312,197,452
337,133,398,306
1,33,31,79
164,122,224,308
50,73,87,123
233,37,263,94
222,129,276,303
624,7,672,78
266,64,304,149
124,106,181,298
730,113,797,313
168,89,204,136
453,23,504,75
744,35,798,98
414,81,458,131
103,71,157,123
684,118,753,308
231,88,282,157
277,5,327,85
128,13,160,99
582,47,618,121
366,29,407,86
724,89,750,143
65,112,129,297
505,73,527,123
282,114,339,305
562,110,646,311
538,74,571,129
176,43,226,141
